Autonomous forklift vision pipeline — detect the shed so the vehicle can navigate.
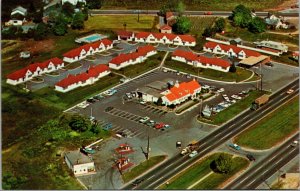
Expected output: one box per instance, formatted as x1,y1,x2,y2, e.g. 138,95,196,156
64,150,95,176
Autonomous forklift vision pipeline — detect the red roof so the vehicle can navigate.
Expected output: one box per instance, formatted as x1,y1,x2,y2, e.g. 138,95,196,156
204,42,261,57
166,12,174,20
117,30,133,38
7,68,28,80
43,57,63,66
56,64,110,88
261,47,281,53
160,25,172,30
63,39,112,58
172,50,231,68
134,31,195,43
110,45,156,65
178,35,196,43
293,51,299,56
165,80,201,102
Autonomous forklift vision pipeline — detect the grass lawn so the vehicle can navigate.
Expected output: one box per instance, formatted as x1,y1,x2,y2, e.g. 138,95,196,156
112,51,165,78
234,97,299,150
222,19,299,46
85,15,156,31
160,153,249,189
63,62,82,70
122,155,166,183
271,53,299,66
101,0,285,11
34,73,122,110
164,58,253,82
199,90,268,125
189,17,217,35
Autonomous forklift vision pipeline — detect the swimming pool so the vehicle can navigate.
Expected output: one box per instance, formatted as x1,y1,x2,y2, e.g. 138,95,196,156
75,34,108,43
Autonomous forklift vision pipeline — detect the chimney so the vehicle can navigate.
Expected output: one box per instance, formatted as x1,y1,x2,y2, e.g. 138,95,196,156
175,80,179,88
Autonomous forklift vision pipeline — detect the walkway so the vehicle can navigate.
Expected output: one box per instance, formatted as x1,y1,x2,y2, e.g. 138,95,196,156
187,171,214,189
160,51,169,68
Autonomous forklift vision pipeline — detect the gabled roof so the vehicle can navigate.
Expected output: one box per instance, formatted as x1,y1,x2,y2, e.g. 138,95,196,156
172,50,231,68
165,80,201,102
110,45,156,65
117,30,133,38
11,6,27,15
160,25,172,30
44,57,64,66
134,31,195,43
7,68,28,80
204,42,261,57
55,64,110,88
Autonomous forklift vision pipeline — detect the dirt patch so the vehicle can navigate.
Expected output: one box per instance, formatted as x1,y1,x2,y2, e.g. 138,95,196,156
271,173,300,189
23,39,55,55
265,0,297,11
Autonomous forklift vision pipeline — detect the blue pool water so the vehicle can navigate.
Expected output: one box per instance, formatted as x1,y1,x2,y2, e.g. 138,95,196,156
85,35,101,42
76,34,108,43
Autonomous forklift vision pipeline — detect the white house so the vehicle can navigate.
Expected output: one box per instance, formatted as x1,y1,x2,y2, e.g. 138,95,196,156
117,31,196,47
63,39,113,63
6,57,64,85
108,45,157,70
62,0,86,5
161,79,201,106
265,14,289,29
203,42,261,59
55,64,110,92
6,6,27,26
64,150,95,176
172,49,231,72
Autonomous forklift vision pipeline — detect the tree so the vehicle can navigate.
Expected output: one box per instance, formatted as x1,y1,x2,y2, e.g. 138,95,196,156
53,14,68,36
214,154,233,174
231,4,252,28
34,23,48,40
202,27,215,37
158,4,168,17
173,16,191,34
214,18,225,32
71,12,85,29
229,63,236,73
156,97,163,106
69,115,89,132
176,1,186,17
87,0,102,9
33,9,44,23
90,123,101,134
62,2,75,18
248,17,266,33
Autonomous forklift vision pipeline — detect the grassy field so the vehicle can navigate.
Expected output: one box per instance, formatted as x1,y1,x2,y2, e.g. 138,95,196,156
164,58,253,82
199,90,268,125
222,20,299,46
160,153,249,189
101,0,285,11
112,51,165,78
63,62,82,70
235,97,299,150
122,155,166,183
189,17,217,35
85,15,156,31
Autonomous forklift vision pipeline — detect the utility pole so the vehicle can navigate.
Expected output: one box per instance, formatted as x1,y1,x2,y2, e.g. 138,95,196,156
199,98,203,119
141,132,150,160
260,62,263,91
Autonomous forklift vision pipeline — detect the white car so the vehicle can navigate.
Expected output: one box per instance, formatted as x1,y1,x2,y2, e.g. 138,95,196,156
202,85,210,89
189,150,198,158
217,88,225,93
231,95,242,100
77,102,89,108
287,89,294,94
139,116,150,123
291,140,298,147
140,100,146,105
230,99,236,103
163,69,168,73
126,93,132,99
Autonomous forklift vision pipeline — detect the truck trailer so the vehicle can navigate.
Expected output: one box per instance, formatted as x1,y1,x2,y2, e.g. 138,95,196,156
251,94,270,110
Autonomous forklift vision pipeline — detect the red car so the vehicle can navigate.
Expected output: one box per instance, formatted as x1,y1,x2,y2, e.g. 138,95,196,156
204,11,212,15
155,123,165,129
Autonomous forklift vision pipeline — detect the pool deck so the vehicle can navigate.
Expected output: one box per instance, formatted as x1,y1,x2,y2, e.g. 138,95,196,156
75,33,108,43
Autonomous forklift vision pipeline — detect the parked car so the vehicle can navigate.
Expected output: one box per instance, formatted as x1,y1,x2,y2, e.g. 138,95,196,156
103,123,113,131
116,131,127,138
231,95,242,100
132,178,144,186
126,93,132,99
202,85,210,89
229,143,241,150
105,106,114,112
93,95,104,101
163,69,168,73
246,154,256,161
84,147,96,154
139,116,150,123
189,150,198,158
265,62,274,67
186,74,191,78
155,122,165,129
87,98,96,103
286,89,294,94
217,88,225,93
164,124,171,129
77,102,89,108
291,140,298,147
140,100,146,105
146,120,155,127
204,11,212,15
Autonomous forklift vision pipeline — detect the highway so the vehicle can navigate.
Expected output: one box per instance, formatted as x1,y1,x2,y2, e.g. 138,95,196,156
225,133,299,189
89,10,299,17
122,78,299,190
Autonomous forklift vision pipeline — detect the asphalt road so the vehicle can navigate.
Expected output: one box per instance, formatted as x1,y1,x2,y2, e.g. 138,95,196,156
122,78,299,190
225,133,299,189
89,10,299,17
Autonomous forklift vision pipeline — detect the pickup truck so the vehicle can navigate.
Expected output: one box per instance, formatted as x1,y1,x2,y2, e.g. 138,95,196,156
139,116,150,123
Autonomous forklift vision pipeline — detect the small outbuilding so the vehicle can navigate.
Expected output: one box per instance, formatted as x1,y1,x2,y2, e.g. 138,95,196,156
20,51,30,58
64,150,96,176
160,25,172,34
239,55,270,68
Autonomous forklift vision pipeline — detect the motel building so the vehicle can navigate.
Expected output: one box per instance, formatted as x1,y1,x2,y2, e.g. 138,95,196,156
64,150,96,176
